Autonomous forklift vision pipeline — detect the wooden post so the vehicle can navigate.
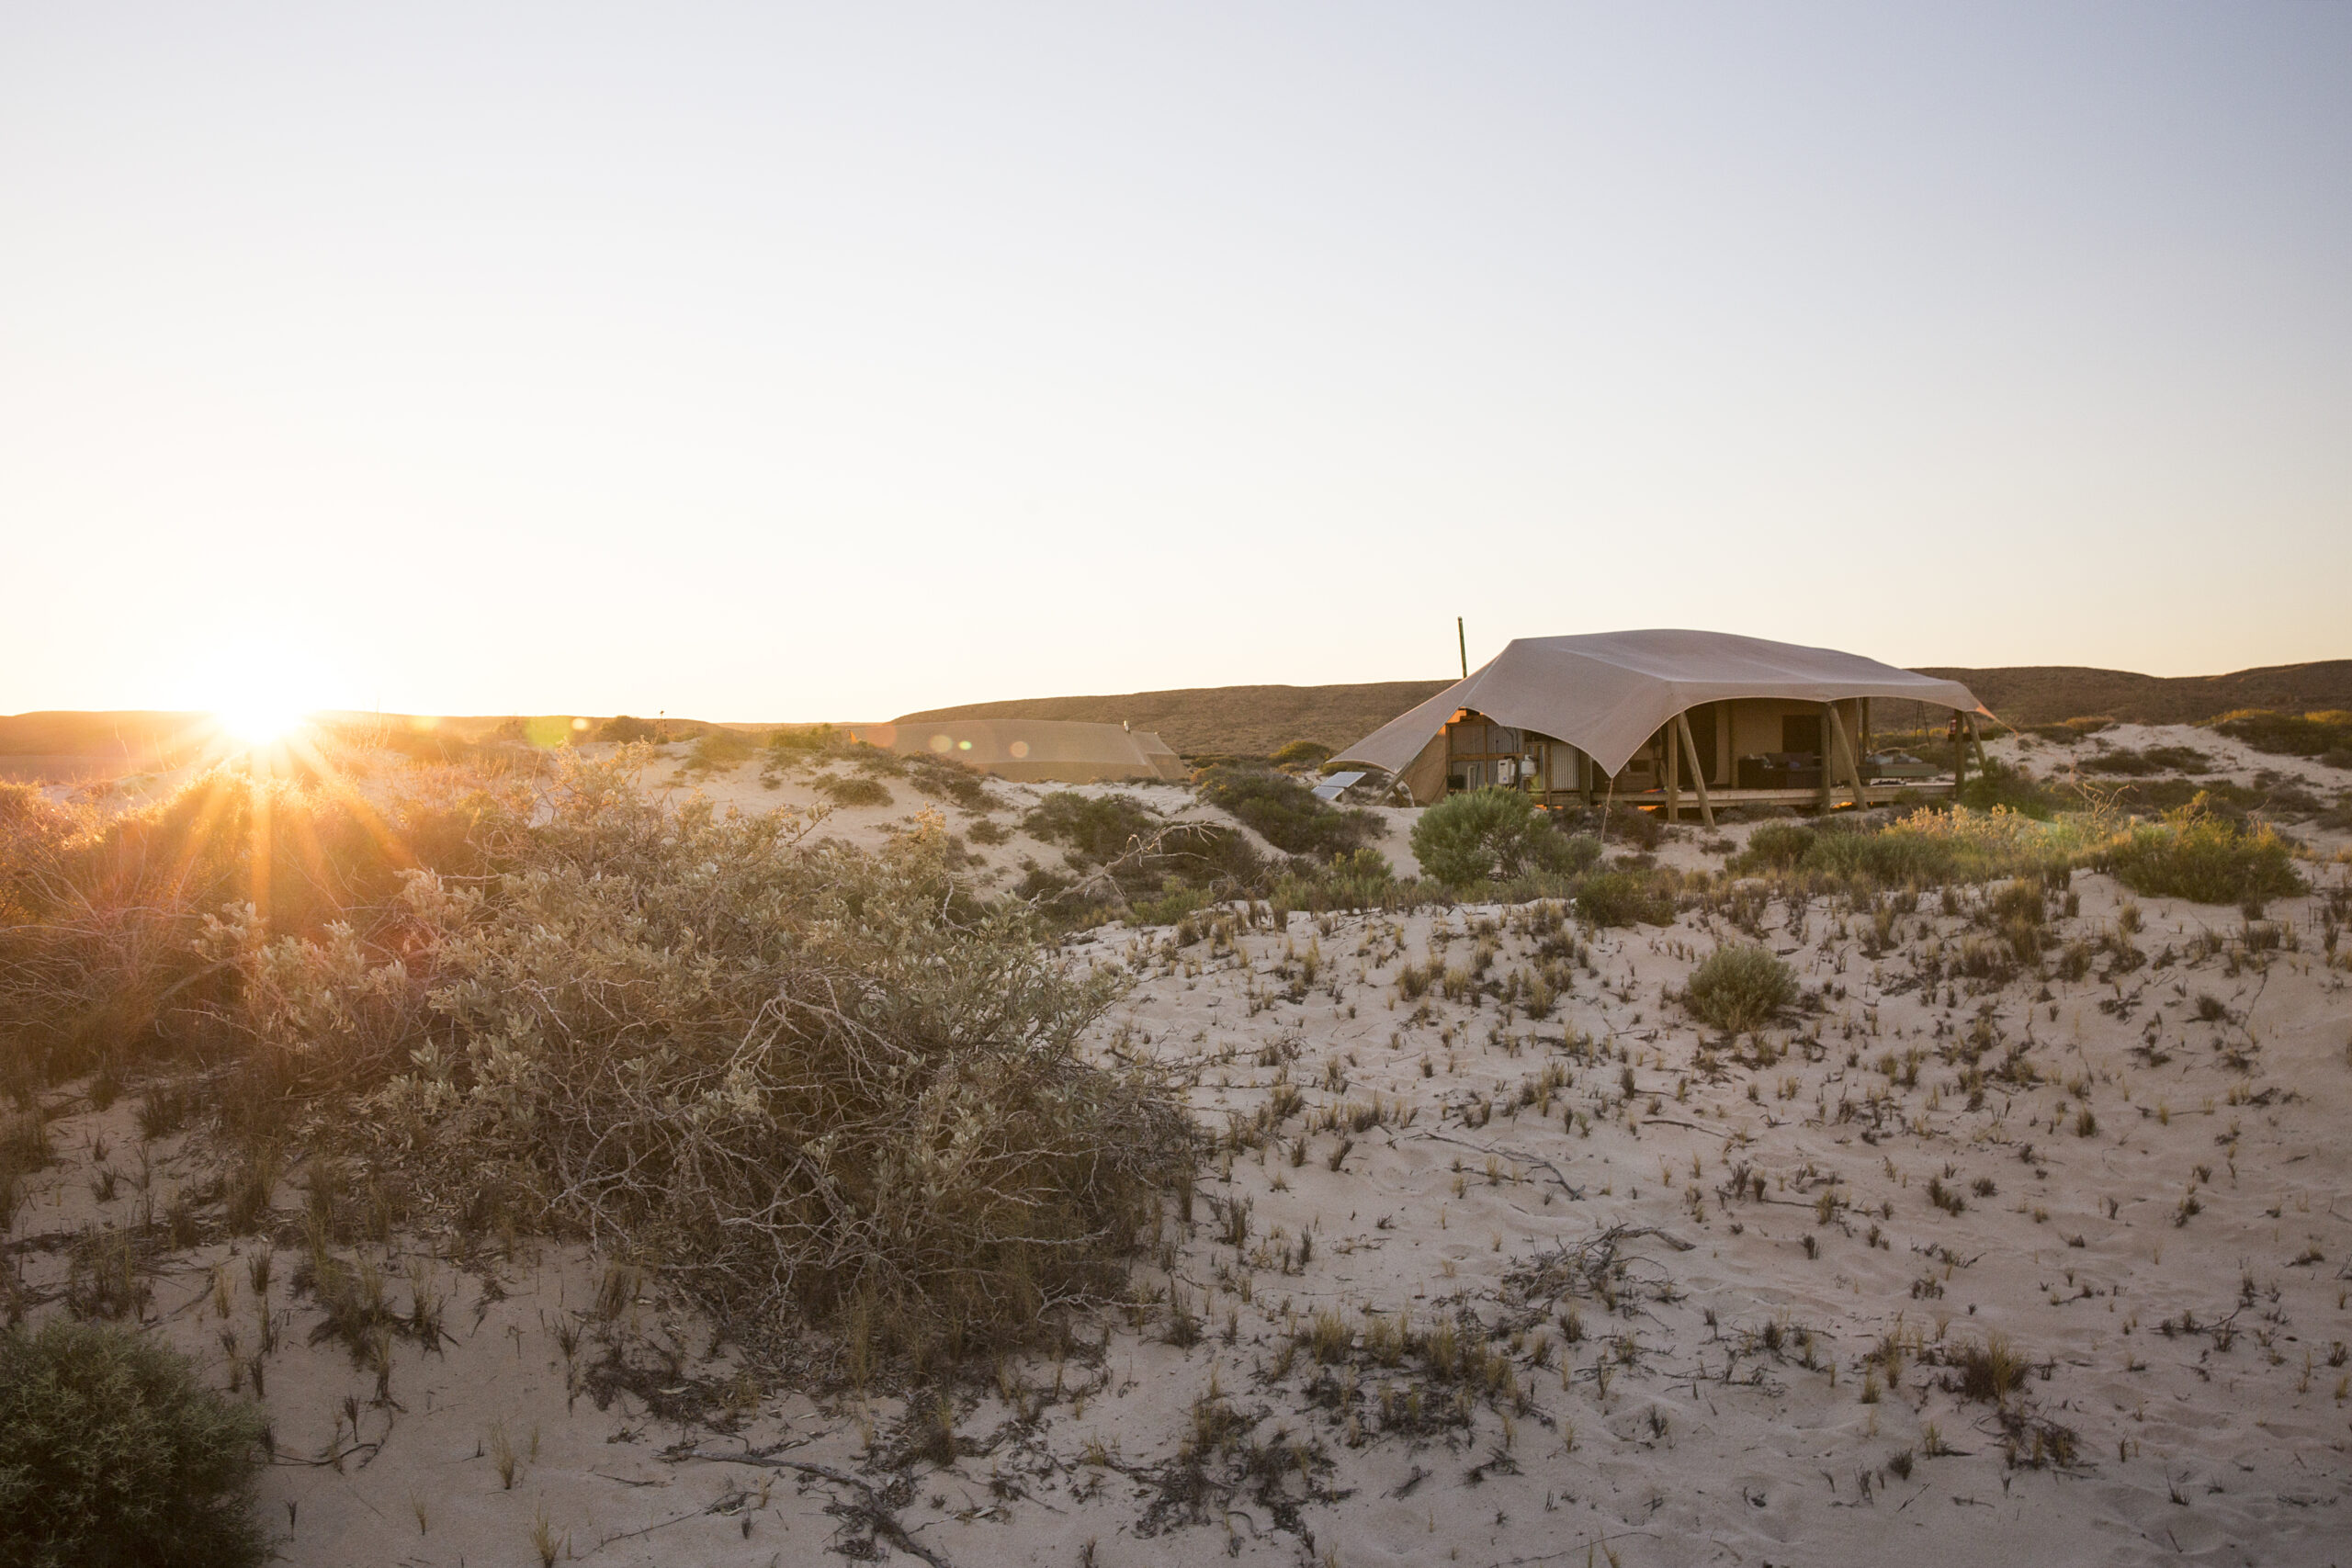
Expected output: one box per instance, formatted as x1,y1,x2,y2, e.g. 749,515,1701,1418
1970,714,1988,775
1674,710,1715,829
1663,724,1679,824
1825,703,1865,812
1817,703,1836,815
1952,710,1968,796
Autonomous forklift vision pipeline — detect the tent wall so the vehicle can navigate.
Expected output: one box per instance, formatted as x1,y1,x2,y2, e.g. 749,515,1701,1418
1398,731,1449,805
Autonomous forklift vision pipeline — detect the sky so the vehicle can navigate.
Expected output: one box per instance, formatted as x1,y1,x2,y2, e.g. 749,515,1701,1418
4,3,2347,722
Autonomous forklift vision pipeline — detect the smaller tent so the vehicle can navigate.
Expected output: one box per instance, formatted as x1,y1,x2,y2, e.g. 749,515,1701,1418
844,718,1187,784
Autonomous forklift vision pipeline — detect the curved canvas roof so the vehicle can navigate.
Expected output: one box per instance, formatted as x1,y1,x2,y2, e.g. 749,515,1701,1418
1333,630,1992,778
843,717,1187,784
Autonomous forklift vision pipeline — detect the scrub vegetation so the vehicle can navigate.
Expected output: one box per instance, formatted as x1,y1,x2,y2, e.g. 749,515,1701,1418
0,750,1192,1366
0,1318,270,1568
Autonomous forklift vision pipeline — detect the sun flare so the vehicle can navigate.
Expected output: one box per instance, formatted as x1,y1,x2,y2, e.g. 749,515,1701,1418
214,699,308,747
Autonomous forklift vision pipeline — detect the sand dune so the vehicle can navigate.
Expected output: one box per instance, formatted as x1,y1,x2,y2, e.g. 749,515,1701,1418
6,735,2348,1567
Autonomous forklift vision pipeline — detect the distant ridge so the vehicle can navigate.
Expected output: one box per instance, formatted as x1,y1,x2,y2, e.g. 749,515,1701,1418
896,660,2352,757
1917,662,2352,728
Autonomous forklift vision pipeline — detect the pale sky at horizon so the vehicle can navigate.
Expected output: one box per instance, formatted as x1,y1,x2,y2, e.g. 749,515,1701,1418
4,3,2347,723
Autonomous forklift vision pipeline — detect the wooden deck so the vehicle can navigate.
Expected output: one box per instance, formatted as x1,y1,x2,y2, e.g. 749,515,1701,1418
1542,780,1955,819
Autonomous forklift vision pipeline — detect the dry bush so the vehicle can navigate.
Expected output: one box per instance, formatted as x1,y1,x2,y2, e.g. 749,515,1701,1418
223,754,1190,1362
0,764,513,1087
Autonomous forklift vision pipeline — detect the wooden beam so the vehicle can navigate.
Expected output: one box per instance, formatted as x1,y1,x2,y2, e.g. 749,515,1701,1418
1952,710,1969,795
1663,723,1679,824
1674,710,1715,829
1818,704,1836,814
1969,713,1989,776
1825,703,1865,812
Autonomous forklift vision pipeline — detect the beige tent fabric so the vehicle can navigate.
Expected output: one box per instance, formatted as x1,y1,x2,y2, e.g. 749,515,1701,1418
1332,630,1992,779
845,718,1188,784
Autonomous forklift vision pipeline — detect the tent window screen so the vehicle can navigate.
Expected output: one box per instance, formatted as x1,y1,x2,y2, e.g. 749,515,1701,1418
1781,714,1822,758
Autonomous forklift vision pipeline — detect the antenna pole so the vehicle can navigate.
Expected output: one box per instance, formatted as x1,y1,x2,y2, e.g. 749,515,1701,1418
1457,617,1467,680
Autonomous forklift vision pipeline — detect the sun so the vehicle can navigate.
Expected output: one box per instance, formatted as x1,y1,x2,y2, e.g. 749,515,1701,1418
214,697,309,747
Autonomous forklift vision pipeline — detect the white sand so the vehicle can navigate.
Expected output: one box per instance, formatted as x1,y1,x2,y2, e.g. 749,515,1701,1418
8,738,2349,1566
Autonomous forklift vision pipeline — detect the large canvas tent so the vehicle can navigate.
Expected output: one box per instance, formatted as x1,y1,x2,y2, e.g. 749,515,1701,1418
1332,629,1995,818
843,717,1187,784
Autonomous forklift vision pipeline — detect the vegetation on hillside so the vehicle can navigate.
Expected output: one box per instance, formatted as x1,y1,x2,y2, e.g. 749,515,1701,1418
1194,764,1380,858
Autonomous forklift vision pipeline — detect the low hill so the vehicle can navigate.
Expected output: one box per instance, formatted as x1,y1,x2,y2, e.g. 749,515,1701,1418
896,660,2351,757
1919,661,2352,728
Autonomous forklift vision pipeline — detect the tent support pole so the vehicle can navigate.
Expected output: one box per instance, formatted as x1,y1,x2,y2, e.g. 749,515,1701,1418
1818,704,1836,814
1970,713,1989,776
1664,723,1679,824
1674,711,1715,829
1825,703,1865,812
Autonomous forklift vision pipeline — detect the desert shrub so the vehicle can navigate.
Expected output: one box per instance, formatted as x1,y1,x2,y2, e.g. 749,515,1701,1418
1949,1332,2030,1404
1024,793,1163,863
815,773,892,807
2076,744,2211,776
1271,739,1334,769
0,1318,269,1568
1955,761,2067,819
1751,806,2085,893
904,755,992,812
2100,796,2303,906
766,724,840,753
1566,866,1676,928
596,715,661,743
2208,709,2352,758
1683,945,1797,1033
1731,822,1816,872
1022,794,1264,919
1195,766,1378,858
1271,849,1414,914
227,758,1191,1361
0,764,514,1085
1412,790,1591,887
684,728,758,772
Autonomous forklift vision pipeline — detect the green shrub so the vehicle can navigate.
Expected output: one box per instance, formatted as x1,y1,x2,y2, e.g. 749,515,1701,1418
684,728,758,773
2101,796,2304,906
1271,739,1334,769
815,773,892,807
1566,867,1675,928
766,723,840,753
1411,789,1590,887
1682,945,1797,1033
1024,793,1162,863
1272,848,1406,914
0,1319,269,1568
1732,821,1816,872
596,715,661,743
1195,765,1378,858
2076,744,2211,776
2208,709,2352,758
1956,761,2067,819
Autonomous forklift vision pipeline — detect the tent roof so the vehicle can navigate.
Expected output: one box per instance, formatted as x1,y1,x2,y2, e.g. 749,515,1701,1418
1331,629,1992,779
